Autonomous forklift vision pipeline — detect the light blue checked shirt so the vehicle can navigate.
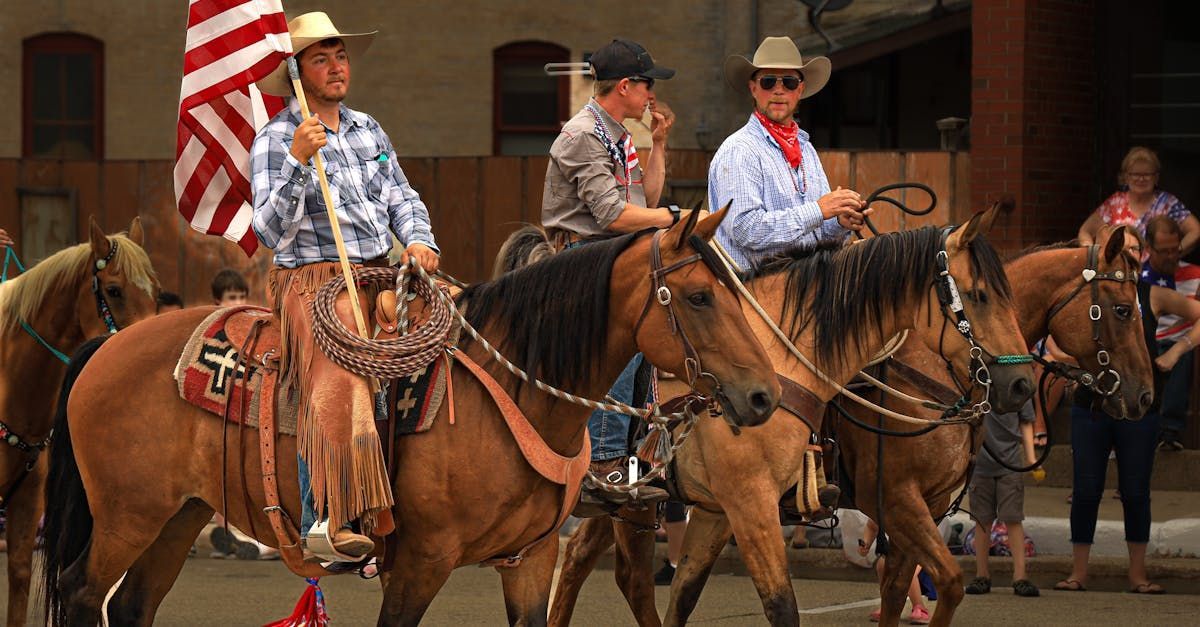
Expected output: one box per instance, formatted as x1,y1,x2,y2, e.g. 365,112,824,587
707,116,847,270
251,99,438,268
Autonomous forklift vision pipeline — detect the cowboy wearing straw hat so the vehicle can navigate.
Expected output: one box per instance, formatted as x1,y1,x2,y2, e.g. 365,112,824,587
251,11,441,559
708,36,870,271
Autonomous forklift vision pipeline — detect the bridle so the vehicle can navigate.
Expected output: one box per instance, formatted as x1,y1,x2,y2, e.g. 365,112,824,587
933,226,1032,416
91,240,121,335
1037,244,1136,398
634,230,735,407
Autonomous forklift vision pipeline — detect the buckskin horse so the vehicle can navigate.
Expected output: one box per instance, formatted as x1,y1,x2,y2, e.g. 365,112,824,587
0,218,158,627
38,210,781,626
831,225,1152,626
544,205,1036,626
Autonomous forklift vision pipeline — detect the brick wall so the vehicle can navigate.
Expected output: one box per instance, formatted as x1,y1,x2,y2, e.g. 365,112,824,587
972,0,1096,251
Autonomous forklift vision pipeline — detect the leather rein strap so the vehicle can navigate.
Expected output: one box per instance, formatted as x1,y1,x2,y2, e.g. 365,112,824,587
776,373,826,434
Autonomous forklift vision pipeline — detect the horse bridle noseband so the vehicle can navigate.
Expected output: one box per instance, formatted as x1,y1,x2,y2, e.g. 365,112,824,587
934,226,1032,416
634,230,734,405
92,240,121,334
1038,244,1135,398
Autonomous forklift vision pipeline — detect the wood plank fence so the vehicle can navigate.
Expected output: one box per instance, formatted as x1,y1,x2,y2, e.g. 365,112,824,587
0,150,970,306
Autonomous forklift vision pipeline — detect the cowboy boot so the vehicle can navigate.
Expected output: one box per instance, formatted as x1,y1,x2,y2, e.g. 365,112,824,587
331,528,375,558
572,458,669,519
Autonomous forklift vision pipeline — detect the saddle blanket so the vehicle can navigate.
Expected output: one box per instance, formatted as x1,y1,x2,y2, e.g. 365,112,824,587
175,305,451,437
174,306,297,435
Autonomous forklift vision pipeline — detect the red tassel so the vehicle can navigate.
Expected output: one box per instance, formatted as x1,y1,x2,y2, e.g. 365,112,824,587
636,427,668,465
264,578,330,627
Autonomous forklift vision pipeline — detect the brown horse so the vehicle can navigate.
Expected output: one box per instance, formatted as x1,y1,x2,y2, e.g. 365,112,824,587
0,218,158,626
833,226,1152,626
38,210,781,626
549,207,1035,626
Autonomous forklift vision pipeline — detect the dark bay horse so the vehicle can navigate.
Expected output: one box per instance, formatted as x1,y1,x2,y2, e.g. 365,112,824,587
0,218,158,626
834,226,1152,626
38,210,781,626
549,206,1035,626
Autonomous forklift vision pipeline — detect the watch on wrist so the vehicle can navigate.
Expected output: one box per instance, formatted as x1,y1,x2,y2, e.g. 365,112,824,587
668,204,681,226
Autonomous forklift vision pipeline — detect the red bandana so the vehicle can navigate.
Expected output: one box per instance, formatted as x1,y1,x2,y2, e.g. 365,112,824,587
754,110,802,169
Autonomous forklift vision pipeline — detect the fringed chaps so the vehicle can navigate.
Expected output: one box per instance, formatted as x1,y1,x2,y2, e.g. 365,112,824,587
268,263,393,533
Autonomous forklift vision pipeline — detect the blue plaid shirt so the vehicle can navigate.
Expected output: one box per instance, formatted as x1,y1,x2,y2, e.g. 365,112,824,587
707,116,846,270
251,99,438,268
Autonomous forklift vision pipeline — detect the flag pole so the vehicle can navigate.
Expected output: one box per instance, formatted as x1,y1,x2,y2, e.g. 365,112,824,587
287,57,377,391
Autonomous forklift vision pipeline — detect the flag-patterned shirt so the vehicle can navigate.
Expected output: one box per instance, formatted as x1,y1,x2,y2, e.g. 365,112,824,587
707,116,847,271
251,99,438,268
1142,260,1200,342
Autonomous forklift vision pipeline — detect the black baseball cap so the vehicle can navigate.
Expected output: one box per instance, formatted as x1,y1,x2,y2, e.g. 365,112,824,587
589,39,675,81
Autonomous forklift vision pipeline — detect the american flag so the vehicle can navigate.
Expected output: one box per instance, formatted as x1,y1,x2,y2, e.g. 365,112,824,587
175,0,292,256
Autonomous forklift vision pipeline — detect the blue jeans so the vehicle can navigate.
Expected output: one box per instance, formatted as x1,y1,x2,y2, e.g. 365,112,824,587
298,454,316,537
589,354,644,461
1068,405,1159,544
1152,340,1192,437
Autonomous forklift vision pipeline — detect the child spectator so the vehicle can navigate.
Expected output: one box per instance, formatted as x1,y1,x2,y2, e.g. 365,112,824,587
860,518,931,624
965,400,1039,597
211,268,249,306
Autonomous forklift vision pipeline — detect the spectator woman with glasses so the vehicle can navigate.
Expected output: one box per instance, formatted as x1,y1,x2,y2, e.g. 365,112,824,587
1078,146,1199,255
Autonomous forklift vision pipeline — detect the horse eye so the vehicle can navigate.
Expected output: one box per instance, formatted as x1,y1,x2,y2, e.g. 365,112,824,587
105,285,123,299
687,291,712,308
964,289,988,304
1113,304,1132,321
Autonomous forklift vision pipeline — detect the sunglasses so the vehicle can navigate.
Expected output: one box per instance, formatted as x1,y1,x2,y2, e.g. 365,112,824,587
757,74,803,91
627,76,655,89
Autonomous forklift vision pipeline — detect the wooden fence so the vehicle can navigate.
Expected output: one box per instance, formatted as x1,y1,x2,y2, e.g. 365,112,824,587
0,150,970,305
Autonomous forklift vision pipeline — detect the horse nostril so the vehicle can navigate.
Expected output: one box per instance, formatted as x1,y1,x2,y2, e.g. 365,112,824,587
1010,377,1033,402
1139,391,1154,411
750,390,773,418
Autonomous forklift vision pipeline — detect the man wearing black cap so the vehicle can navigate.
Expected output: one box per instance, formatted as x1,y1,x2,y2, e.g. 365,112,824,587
541,39,677,514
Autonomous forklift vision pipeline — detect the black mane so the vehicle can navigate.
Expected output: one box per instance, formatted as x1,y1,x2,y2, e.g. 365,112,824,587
750,226,1012,368
458,232,643,388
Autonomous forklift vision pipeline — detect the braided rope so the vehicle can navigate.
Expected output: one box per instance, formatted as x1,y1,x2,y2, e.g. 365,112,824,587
310,262,706,493
311,267,455,379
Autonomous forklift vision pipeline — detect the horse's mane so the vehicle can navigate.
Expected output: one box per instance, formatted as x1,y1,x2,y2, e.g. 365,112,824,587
1006,239,1081,261
459,232,643,388
490,224,555,279
751,226,1012,368
0,234,157,331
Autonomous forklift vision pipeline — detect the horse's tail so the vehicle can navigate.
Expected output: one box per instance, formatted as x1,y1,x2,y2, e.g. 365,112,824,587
39,335,109,625
491,224,555,279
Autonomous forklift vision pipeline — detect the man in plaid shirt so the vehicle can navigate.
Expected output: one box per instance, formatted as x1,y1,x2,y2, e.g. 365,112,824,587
709,37,869,270
251,13,439,560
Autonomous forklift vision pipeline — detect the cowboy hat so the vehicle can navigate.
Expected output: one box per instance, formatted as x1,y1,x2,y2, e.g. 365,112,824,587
256,12,376,97
723,36,830,99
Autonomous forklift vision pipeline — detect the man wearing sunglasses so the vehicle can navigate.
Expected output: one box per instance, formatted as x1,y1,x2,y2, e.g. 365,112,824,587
542,38,678,515
709,36,870,271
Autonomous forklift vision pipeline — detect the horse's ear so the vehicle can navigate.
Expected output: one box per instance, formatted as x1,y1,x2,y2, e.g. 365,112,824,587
1104,225,1129,264
946,200,1005,253
128,217,144,247
689,202,729,243
89,216,112,262
672,202,705,250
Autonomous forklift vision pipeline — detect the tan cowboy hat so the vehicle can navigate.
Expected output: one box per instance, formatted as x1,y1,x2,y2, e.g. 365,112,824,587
723,36,830,99
256,12,377,97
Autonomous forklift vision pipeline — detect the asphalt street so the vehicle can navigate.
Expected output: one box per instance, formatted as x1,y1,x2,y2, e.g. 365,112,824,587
5,555,1198,625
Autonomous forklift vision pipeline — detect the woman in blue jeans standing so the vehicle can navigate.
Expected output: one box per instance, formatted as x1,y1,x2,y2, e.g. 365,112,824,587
1057,233,1200,594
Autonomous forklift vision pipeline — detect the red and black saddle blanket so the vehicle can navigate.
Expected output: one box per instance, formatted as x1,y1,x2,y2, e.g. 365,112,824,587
174,305,450,437
174,306,298,435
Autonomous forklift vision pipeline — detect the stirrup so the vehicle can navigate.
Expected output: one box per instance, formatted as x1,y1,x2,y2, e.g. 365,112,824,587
302,520,366,563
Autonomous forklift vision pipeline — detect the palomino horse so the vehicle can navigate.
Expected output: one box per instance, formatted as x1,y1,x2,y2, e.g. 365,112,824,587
0,218,158,626
39,210,781,626
548,207,1036,626
834,226,1152,626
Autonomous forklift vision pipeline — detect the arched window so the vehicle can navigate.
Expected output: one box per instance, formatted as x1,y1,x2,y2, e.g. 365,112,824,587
493,41,569,155
23,33,104,159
